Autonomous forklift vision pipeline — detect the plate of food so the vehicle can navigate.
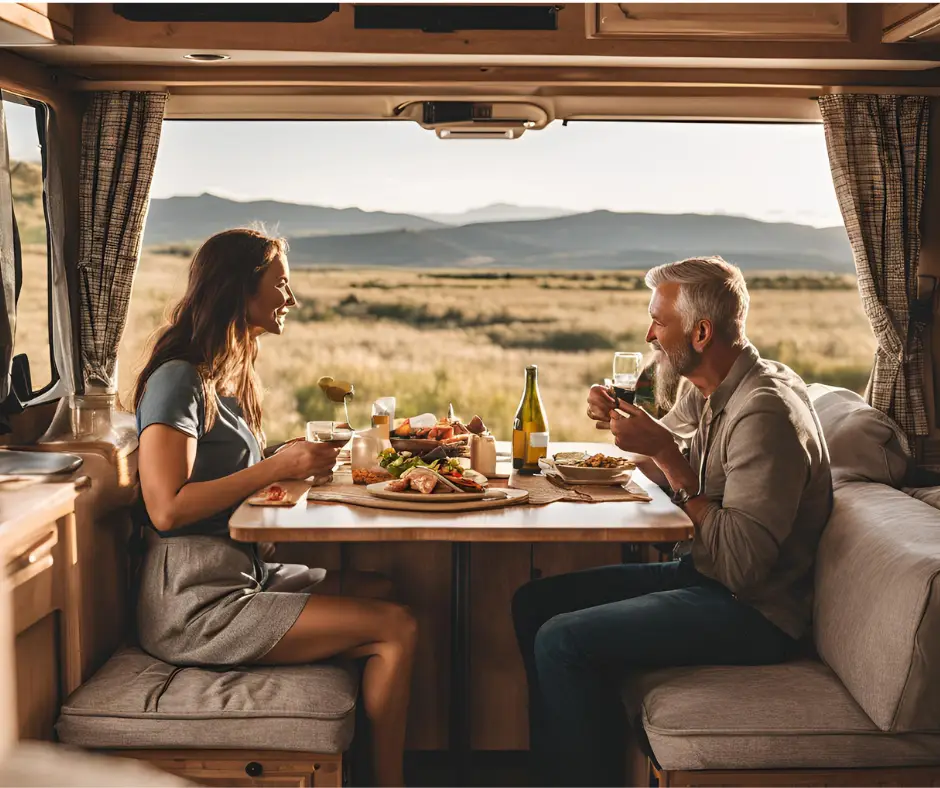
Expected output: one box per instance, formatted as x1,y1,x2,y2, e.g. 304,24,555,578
550,452,636,482
390,414,489,457
368,457,490,502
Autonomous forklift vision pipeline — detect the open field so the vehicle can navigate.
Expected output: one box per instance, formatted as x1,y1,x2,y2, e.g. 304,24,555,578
15,247,876,445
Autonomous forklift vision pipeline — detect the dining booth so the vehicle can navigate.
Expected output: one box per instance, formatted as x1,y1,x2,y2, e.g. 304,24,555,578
0,3,939,786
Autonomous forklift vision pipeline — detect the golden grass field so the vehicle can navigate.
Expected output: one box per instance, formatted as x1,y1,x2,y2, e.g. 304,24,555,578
18,246,877,445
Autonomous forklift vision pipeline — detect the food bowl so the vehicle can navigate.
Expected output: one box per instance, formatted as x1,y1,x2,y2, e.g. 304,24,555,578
551,453,636,483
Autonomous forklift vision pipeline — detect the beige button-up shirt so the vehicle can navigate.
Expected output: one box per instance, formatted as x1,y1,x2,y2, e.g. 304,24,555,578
662,343,833,639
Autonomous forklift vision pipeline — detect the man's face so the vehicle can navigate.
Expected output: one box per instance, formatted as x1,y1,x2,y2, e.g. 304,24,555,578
646,283,700,409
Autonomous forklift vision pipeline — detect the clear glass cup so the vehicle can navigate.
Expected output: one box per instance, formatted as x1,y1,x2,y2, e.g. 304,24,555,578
611,352,643,403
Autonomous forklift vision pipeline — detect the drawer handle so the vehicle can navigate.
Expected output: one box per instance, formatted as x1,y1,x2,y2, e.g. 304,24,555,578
8,530,57,575
245,761,263,777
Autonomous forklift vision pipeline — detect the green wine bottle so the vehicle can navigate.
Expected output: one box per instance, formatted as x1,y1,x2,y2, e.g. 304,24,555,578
512,365,549,474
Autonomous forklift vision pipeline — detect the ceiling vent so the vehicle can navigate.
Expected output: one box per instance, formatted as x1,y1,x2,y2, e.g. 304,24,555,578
354,4,560,32
113,4,339,23
396,101,551,140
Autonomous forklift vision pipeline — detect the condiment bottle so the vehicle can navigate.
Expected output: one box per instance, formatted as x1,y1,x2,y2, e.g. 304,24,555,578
470,433,498,477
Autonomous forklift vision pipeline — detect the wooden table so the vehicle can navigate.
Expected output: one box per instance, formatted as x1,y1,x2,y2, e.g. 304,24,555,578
230,441,692,780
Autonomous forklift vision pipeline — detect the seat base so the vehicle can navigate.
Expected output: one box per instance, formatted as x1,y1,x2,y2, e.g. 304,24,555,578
650,761,940,787
102,749,343,788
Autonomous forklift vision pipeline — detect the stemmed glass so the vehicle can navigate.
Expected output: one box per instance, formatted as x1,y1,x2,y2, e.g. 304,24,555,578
305,421,354,448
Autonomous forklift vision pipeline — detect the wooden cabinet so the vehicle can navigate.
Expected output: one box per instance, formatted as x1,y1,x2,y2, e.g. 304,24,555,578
590,3,849,40
0,484,80,742
116,750,343,787
882,3,940,41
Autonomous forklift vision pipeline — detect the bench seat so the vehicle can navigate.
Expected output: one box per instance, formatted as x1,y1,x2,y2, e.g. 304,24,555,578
56,647,358,753
623,660,940,772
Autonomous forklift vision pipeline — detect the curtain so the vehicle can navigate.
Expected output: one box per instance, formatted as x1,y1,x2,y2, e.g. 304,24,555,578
0,100,16,405
819,94,931,448
77,91,167,391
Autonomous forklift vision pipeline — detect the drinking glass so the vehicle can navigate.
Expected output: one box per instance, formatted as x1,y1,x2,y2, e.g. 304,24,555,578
306,421,354,447
611,352,643,403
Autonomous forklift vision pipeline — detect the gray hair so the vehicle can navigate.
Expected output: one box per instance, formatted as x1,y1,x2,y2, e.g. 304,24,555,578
644,256,749,343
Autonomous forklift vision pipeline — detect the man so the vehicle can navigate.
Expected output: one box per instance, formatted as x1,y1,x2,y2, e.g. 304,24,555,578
512,256,833,787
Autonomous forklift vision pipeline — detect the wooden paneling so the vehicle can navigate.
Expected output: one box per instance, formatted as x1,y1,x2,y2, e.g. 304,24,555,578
345,542,452,751
883,3,940,41
113,750,343,788
14,614,59,741
533,543,623,578
0,2,72,45
591,3,849,41
469,543,530,750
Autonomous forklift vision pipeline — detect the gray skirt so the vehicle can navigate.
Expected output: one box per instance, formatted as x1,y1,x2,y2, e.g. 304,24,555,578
137,531,326,666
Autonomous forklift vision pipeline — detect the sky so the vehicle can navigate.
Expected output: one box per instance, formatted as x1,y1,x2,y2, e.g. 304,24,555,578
4,101,844,227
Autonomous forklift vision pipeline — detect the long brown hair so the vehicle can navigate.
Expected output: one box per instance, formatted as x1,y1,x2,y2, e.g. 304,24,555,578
133,228,287,444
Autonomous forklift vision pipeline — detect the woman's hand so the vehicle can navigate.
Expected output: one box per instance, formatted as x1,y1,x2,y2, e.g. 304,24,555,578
586,384,616,429
272,440,341,480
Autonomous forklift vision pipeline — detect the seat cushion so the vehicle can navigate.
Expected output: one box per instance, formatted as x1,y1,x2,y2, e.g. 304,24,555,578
56,648,357,753
815,483,940,732
622,661,940,771
807,384,909,487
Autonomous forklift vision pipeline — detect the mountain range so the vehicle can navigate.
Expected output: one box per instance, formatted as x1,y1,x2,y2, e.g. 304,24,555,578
10,163,853,272
143,193,852,272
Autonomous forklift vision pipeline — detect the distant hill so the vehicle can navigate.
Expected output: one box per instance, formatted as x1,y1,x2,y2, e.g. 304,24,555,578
287,211,854,272
419,203,576,225
10,160,46,244
143,193,444,245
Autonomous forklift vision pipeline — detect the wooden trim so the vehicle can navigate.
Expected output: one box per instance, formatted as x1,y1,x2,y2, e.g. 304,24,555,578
883,3,940,42
67,2,940,63
652,761,940,787
589,4,849,42
107,750,344,788
0,2,72,45
69,64,940,91
56,511,81,696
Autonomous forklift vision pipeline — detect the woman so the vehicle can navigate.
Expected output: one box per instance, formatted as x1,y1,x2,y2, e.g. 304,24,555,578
133,228,416,787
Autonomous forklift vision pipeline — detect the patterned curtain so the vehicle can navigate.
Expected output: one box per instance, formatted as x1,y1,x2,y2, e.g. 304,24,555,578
78,91,167,391
819,94,931,448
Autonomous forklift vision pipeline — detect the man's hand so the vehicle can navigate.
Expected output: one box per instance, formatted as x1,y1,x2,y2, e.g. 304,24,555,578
586,384,616,429
609,400,676,459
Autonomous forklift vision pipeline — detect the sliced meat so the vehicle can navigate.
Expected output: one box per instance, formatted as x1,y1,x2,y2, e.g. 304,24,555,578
408,469,439,495
385,478,409,492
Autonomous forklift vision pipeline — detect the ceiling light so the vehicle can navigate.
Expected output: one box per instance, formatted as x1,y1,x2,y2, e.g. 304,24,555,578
183,53,230,62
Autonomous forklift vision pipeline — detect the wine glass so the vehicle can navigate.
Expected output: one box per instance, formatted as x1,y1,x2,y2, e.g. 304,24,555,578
612,352,643,404
305,421,354,448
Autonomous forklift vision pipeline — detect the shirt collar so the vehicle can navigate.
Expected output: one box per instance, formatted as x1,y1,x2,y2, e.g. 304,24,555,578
707,342,760,417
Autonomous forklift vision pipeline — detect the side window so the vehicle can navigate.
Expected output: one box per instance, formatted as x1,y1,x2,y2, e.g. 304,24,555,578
3,92,55,396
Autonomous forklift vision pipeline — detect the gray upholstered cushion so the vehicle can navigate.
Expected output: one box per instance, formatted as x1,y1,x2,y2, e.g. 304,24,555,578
56,648,357,753
623,661,940,771
905,485,940,512
815,483,940,732
807,384,909,487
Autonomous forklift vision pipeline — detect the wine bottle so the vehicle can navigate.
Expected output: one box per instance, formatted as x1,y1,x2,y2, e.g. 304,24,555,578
512,365,549,474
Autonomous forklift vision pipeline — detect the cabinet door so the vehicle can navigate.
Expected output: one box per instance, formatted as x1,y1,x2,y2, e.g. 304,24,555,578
591,3,849,40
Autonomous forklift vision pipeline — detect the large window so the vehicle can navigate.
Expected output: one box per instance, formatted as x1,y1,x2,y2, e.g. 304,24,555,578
124,120,872,444
3,93,55,397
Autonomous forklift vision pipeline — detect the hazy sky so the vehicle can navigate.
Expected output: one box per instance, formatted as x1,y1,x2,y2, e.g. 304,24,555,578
4,100,844,227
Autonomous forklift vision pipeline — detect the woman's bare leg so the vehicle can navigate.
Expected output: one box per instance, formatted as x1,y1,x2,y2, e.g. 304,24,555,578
258,594,417,787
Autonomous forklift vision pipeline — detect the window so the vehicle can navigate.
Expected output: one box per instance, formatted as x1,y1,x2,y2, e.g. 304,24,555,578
3,92,55,397
126,119,871,444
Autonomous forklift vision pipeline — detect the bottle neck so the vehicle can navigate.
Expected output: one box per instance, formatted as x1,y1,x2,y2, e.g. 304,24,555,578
525,367,538,389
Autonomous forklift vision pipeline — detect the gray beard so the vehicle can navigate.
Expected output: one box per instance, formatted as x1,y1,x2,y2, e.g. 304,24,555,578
653,340,698,412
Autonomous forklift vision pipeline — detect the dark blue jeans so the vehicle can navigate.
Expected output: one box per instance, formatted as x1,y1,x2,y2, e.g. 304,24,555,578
511,557,796,787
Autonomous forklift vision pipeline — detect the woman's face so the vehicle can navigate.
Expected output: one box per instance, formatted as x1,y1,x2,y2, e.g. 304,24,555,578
246,253,298,336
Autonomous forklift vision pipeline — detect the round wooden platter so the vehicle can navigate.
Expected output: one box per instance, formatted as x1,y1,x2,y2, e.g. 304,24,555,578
355,485,529,513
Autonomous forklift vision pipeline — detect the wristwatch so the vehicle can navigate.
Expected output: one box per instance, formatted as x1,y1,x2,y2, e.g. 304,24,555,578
670,487,693,507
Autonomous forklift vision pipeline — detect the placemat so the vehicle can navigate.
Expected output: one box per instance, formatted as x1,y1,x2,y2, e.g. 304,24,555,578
509,471,652,505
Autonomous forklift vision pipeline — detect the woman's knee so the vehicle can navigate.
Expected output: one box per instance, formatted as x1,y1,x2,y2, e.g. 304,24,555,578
382,600,418,647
